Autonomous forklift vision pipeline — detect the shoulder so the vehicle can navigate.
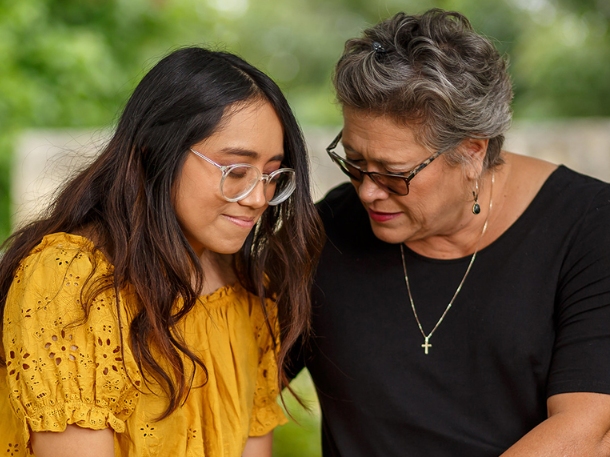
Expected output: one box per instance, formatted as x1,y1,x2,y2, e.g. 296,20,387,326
545,166,610,213
6,232,113,324
533,166,610,271
521,165,610,246
494,154,610,241
559,168,610,240
17,232,109,275
2,233,139,437
505,152,610,201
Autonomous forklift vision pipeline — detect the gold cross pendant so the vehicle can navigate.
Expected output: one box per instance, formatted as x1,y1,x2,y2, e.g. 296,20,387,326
422,336,432,355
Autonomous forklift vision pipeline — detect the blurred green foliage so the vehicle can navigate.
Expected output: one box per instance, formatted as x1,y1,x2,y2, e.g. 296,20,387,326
0,2,609,451
274,370,322,457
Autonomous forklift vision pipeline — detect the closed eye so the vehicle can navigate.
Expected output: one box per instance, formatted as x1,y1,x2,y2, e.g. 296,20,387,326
345,156,366,166
263,168,281,176
226,167,249,179
385,169,411,177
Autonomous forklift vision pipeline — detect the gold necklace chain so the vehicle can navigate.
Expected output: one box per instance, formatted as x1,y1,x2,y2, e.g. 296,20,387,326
400,172,494,354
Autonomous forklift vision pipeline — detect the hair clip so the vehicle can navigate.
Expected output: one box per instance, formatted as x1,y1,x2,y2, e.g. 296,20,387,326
372,41,387,54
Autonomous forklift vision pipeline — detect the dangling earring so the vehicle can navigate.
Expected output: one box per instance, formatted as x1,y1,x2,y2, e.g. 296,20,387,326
472,181,481,215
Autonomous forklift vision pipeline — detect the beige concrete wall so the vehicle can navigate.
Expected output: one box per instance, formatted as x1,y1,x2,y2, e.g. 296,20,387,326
13,129,109,227
504,119,610,182
13,119,610,227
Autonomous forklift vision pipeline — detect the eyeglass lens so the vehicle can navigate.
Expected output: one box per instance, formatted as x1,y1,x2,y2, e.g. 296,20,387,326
221,165,296,205
329,141,409,195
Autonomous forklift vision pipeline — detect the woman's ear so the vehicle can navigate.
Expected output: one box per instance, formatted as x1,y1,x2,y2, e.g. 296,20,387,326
460,138,489,180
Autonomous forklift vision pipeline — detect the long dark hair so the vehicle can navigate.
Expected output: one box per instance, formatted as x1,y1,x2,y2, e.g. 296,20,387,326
0,47,323,417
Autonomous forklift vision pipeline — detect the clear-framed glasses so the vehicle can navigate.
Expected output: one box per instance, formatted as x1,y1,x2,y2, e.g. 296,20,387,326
325,131,443,196
189,148,296,206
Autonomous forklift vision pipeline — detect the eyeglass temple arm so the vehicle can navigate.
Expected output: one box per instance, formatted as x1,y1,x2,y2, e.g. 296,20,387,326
407,149,444,180
190,148,222,169
326,131,343,153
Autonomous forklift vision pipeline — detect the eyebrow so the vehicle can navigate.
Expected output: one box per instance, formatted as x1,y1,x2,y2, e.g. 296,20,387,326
219,147,284,162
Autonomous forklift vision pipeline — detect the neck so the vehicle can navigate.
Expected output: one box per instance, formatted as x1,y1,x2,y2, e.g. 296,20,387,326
198,250,237,295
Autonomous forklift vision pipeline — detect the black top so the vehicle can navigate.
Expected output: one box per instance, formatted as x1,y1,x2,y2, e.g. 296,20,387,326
290,166,610,457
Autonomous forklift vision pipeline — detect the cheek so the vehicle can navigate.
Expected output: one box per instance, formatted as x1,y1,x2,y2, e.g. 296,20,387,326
173,173,222,229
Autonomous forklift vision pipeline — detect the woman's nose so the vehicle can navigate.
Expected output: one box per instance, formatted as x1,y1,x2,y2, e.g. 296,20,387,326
238,180,267,209
356,175,390,203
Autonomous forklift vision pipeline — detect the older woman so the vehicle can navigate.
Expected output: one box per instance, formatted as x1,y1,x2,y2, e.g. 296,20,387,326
290,8,610,457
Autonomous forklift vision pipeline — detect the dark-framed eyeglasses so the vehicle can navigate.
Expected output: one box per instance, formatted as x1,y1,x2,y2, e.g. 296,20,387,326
189,148,296,206
325,131,443,196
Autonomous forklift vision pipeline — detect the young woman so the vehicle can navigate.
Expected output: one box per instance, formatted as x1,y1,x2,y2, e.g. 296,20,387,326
0,47,323,457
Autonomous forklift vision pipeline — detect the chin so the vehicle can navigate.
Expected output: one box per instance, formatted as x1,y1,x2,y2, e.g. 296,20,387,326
210,240,249,255
370,224,409,245
191,235,251,256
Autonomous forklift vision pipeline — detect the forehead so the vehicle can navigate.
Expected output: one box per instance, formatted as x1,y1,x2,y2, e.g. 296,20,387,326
341,108,431,163
196,101,285,161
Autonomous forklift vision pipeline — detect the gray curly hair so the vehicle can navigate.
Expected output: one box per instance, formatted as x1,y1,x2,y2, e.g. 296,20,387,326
334,9,513,169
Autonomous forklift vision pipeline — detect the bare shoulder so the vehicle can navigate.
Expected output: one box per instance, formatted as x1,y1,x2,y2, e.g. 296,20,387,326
502,151,558,189
499,152,557,201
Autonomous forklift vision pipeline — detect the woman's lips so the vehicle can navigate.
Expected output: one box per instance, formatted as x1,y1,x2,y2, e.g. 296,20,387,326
223,214,256,229
367,209,402,222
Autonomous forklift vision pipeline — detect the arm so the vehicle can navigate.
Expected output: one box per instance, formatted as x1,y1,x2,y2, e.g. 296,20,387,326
242,432,273,457
31,425,114,457
501,392,610,456
2,239,137,455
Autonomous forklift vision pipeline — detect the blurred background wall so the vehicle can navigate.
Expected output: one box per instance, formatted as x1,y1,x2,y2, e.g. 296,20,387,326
2,0,610,455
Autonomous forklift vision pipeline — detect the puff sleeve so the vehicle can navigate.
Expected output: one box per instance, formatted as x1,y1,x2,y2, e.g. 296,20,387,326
2,235,140,445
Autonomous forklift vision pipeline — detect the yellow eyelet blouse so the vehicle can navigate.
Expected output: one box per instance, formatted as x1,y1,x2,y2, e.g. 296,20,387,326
0,233,287,456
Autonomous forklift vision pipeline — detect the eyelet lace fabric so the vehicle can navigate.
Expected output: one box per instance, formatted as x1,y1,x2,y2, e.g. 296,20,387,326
1,233,287,456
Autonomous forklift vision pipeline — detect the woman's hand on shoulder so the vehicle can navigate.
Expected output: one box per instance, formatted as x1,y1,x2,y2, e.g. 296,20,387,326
31,425,114,457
